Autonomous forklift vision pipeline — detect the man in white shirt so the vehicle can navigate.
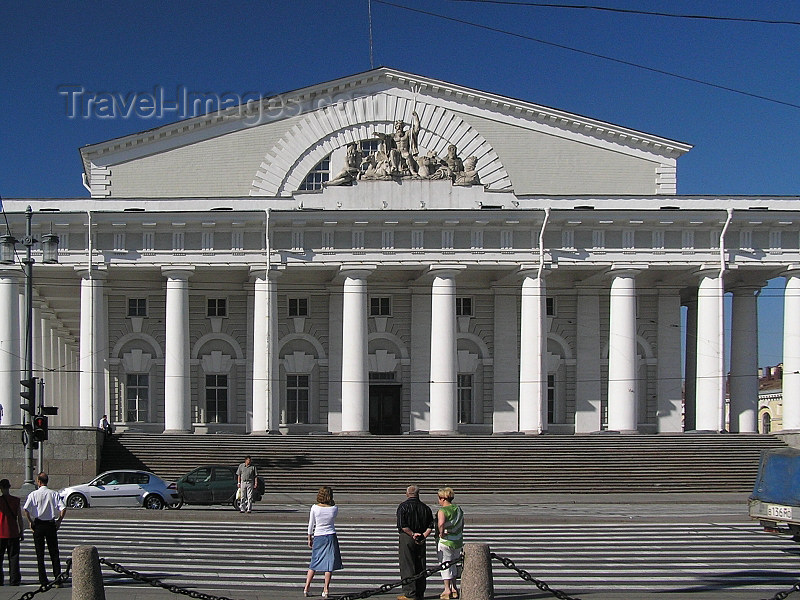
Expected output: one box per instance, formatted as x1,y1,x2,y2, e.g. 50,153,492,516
23,472,67,587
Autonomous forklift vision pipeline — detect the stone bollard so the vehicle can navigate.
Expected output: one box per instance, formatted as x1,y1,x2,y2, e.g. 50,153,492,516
71,545,105,600
460,542,493,600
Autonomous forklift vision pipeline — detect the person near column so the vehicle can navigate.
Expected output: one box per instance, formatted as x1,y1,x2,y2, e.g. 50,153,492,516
0,478,24,586
435,487,464,599
23,472,67,587
236,456,257,513
303,485,343,598
396,485,434,600
98,414,114,436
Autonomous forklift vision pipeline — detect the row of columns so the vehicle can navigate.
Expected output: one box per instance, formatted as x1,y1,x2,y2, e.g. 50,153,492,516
2,266,799,434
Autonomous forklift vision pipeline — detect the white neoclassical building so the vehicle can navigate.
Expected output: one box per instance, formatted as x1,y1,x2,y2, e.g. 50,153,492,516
1,68,799,435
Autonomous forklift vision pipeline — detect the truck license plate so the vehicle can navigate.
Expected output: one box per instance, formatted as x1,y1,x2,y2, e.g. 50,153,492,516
767,505,793,520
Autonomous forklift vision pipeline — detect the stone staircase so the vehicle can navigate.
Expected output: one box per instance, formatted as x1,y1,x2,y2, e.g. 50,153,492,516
98,432,787,494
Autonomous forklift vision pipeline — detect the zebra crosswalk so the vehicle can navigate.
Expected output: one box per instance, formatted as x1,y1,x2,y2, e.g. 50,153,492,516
13,518,800,596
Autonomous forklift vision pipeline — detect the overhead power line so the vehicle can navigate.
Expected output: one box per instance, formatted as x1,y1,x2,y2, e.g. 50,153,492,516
373,0,800,111
446,0,800,27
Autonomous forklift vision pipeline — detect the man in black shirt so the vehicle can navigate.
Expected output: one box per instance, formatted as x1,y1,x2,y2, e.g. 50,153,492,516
396,485,434,600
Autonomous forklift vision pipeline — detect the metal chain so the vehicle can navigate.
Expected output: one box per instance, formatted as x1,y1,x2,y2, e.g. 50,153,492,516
762,582,800,600
335,556,464,600
19,559,72,600
98,557,239,600
491,552,582,600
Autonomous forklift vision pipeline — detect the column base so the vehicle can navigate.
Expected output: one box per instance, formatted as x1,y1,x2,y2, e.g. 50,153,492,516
429,429,459,435
338,430,371,435
162,429,192,434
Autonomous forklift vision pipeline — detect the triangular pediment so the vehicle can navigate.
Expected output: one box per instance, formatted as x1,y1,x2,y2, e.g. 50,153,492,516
80,68,691,198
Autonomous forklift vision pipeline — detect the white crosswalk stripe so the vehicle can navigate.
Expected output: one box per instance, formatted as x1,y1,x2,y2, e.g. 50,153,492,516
14,519,800,595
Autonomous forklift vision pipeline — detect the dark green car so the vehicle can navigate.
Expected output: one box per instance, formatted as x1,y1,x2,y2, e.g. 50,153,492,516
174,465,264,509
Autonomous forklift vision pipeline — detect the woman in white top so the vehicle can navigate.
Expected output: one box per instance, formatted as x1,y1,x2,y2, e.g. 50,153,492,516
304,486,342,598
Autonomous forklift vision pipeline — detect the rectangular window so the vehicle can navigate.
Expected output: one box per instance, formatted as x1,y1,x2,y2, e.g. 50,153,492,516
128,298,147,317
205,374,228,424
546,297,555,317
288,297,309,317
456,297,473,317
370,296,391,317
207,298,227,317
457,374,473,424
286,374,310,424
126,374,149,422
547,374,555,423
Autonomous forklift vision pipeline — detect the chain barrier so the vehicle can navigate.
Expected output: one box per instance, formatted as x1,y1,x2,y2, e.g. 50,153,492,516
17,550,797,600
491,552,582,600
19,559,72,600
316,555,463,600
98,557,240,600
762,582,800,600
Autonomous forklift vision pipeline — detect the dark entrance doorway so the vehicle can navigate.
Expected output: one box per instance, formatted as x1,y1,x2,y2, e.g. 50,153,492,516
369,385,402,435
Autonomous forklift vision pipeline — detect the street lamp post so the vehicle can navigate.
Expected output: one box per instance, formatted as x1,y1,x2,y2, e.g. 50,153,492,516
0,205,59,491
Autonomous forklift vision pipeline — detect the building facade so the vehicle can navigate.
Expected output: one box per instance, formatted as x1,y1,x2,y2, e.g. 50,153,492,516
1,68,799,435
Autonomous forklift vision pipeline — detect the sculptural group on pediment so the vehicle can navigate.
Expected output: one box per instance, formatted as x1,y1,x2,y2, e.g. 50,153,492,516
324,111,481,187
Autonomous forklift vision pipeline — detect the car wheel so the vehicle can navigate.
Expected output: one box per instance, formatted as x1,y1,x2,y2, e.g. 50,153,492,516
144,494,165,510
66,493,88,509
231,498,241,510
168,498,184,510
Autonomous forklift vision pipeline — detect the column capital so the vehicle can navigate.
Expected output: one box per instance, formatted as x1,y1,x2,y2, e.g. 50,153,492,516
74,266,107,280
162,266,195,279
249,265,284,281
783,264,800,279
338,265,376,281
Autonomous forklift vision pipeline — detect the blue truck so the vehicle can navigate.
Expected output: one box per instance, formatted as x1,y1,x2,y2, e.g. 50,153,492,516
749,447,800,540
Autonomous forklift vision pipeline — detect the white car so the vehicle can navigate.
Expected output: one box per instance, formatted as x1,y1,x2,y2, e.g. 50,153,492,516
60,469,180,510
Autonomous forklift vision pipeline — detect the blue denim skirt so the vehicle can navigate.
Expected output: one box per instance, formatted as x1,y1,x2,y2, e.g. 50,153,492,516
309,533,343,572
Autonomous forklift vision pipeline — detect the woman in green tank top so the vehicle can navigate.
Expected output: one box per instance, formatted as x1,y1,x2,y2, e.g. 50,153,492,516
436,487,464,599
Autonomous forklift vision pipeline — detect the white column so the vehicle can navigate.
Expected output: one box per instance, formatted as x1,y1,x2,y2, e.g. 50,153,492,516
656,287,683,433
78,269,106,427
430,269,458,433
40,309,53,408
729,286,759,433
683,297,698,431
163,268,193,433
519,272,547,433
341,269,371,433
695,272,724,431
607,271,638,432
0,271,20,425
783,271,800,431
251,268,281,434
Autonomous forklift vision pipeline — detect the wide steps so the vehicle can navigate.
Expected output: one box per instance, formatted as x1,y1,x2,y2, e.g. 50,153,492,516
99,433,786,494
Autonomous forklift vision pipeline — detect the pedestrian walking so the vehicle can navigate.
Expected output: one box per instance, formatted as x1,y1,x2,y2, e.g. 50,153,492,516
23,472,67,587
0,478,24,586
236,456,257,513
435,487,464,599
303,485,342,598
396,485,434,600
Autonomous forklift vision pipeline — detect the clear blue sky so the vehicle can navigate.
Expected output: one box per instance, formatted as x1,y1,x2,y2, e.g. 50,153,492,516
1,1,798,366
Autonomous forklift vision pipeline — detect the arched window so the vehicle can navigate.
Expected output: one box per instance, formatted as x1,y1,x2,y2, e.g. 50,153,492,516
299,155,331,190
762,412,772,434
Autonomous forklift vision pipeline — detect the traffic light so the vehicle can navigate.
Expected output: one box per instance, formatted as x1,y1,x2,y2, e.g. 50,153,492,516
32,414,48,442
20,377,37,414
